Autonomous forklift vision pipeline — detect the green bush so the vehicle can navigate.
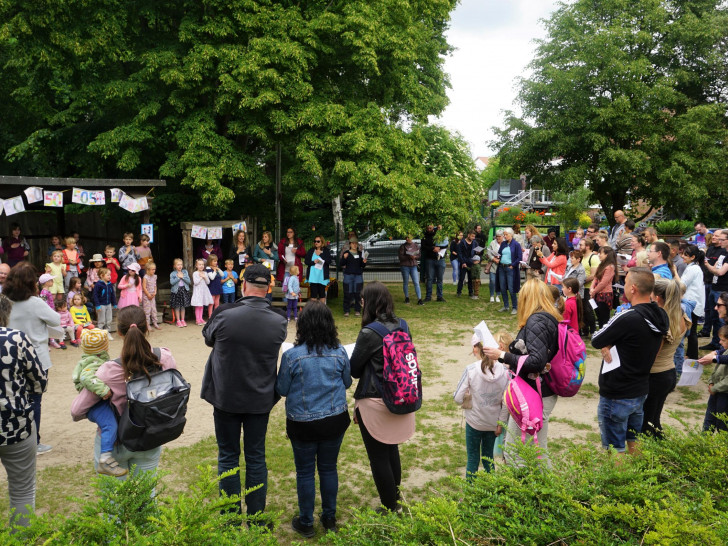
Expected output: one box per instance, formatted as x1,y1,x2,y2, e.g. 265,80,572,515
327,427,728,545
655,219,694,236
495,206,523,226
2,467,277,545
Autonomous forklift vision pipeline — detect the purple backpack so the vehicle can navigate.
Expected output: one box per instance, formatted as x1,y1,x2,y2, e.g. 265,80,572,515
366,319,423,414
503,355,544,443
543,321,587,397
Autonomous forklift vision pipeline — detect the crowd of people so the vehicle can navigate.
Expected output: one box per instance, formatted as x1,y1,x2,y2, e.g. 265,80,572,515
0,215,726,536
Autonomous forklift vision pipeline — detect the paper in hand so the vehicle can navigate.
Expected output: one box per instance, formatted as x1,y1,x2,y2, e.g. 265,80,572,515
676,359,703,386
601,346,621,374
473,245,484,253
473,320,499,349
343,343,356,358
281,342,294,354
589,298,598,310
438,248,447,258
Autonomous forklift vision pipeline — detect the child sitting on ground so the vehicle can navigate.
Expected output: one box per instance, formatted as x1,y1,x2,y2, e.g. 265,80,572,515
454,330,511,479
56,299,78,347
72,329,127,477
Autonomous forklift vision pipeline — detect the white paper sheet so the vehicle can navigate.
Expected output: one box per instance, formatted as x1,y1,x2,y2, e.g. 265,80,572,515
343,343,356,358
589,298,598,310
281,342,294,354
438,248,447,258
676,359,703,387
472,320,499,349
314,261,324,270
362,251,369,260
601,346,621,374
473,245,484,253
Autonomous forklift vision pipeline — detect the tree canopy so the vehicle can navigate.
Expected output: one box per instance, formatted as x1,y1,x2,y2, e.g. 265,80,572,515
493,0,728,225
0,0,479,234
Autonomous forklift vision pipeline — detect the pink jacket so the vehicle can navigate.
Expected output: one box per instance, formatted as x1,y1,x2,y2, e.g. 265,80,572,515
71,347,177,420
539,254,567,285
58,310,74,328
591,265,615,295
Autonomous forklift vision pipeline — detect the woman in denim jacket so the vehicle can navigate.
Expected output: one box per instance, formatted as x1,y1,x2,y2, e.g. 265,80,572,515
275,301,351,537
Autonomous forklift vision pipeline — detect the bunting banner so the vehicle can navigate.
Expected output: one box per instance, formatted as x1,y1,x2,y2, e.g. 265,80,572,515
110,188,124,202
191,225,208,239
43,191,64,207
207,226,223,240
3,196,25,216
72,187,106,205
24,187,43,203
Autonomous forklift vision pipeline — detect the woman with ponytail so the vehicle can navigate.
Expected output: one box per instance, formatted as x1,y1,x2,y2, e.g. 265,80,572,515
71,306,178,477
641,278,689,438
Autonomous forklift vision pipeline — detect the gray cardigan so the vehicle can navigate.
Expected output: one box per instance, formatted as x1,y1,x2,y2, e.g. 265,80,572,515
8,296,61,371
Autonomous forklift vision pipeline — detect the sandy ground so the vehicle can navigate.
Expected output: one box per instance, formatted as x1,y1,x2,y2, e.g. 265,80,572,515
2,310,707,483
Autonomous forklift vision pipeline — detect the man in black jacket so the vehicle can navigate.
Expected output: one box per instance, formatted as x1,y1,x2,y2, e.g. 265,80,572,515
592,268,669,455
201,264,287,519
422,224,446,302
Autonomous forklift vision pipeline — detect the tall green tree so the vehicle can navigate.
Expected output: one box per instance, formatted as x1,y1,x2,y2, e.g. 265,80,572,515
0,0,461,229
493,0,728,225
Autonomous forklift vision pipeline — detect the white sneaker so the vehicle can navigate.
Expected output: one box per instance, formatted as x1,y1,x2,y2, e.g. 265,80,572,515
511,309,518,315
37,443,52,455
490,296,495,303
106,330,114,341
496,296,501,303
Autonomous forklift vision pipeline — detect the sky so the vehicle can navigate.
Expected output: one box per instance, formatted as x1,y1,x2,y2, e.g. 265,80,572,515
433,0,562,158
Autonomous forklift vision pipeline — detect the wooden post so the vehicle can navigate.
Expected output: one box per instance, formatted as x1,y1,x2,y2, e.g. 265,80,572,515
182,229,193,271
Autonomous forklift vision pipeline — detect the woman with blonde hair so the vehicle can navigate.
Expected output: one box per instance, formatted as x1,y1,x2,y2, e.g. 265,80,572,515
483,279,561,465
253,230,279,271
230,229,251,282
641,278,689,438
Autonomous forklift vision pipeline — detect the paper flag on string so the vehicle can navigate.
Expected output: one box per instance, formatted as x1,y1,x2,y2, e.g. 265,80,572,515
118,194,148,213
111,188,124,202
232,221,247,234
191,225,208,239
207,226,223,240
43,191,64,207
72,187,106,205
3,196,25,216
24,187,43,203
141,224,154,243
0,199,4,215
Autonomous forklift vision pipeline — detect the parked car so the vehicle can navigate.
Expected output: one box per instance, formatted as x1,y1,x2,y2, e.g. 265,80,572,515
329,230,422,268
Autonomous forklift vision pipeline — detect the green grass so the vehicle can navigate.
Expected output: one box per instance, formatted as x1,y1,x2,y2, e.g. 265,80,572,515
550,417,596,431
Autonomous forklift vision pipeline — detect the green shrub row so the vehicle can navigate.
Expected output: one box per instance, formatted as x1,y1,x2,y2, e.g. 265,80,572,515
655,220,695,236
328,426,728,545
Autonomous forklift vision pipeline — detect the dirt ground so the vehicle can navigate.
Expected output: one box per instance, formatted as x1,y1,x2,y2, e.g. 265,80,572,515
3,312,707,482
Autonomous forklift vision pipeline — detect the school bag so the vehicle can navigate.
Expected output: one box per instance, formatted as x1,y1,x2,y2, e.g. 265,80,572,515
503,355,544,443
365,319,423,414
115,349,191,451
542,316,587,397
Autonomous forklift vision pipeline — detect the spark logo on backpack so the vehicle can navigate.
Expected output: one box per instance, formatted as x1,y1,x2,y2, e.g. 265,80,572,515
365,319,422,414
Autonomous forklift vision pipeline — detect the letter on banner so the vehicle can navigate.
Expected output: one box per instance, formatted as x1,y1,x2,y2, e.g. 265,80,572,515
3,196,25,216
118,193,135,212
191,225,208,239
232,221,247,234
24,187,43,203
111,188,124,202
44,191,64,207
72,187,106,205
207,226,223,240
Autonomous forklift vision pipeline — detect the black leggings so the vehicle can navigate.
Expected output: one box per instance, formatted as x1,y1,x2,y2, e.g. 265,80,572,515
595,300,611,329
642,369,677,438
686,312,699,360
356,408,401,510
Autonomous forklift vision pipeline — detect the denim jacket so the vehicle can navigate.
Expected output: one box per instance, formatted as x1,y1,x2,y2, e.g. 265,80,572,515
275,343,352,422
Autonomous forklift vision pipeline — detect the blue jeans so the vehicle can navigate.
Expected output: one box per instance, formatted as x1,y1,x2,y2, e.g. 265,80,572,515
214,409,270,516
290,433,345,526
465,424,496,478
426,259,446,299
498,265,518,309
221,292,236,304
400,266,421,299
489,267,498,297
88,400,118,454
451,259,459,283
709,289,725,346
343,274,363,313
703,284,714,335
93,431,161,479
597,395,647,452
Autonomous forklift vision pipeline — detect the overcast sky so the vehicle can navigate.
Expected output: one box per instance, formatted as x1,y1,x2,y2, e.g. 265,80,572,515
433,0,562,158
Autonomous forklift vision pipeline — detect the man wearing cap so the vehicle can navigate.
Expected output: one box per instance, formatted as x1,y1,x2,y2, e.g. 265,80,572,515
201,263,287,521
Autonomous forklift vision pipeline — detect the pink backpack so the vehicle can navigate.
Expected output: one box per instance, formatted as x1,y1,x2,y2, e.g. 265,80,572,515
503,355,544,443
543,321,587,397
366,319,422,414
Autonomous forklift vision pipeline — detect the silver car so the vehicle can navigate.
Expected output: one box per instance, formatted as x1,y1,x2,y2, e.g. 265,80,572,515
330,230,423,268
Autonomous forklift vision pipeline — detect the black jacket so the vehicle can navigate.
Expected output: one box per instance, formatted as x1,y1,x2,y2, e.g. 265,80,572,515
340,250,366,275
201,296,287,413
592,302,669,399
421,227,440,260
305,247,332,282
503,312,559,397
350,316,409,399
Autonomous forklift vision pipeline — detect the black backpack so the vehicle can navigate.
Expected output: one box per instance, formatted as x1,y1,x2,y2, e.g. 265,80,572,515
115,349,191,451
